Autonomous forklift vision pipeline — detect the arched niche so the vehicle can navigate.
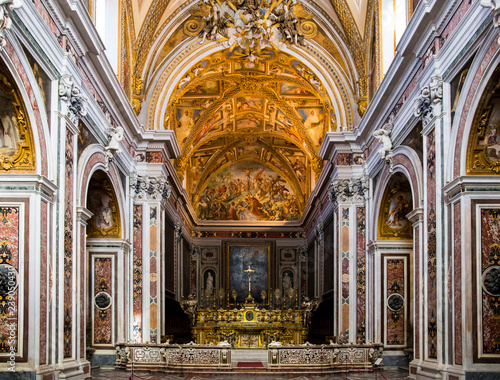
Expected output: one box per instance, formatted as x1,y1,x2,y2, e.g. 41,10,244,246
0,60,36,172
466,65,500,175
86,170,122,238
377,172,413,240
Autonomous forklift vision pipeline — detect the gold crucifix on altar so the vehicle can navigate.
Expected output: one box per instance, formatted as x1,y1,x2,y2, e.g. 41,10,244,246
243,264,255,303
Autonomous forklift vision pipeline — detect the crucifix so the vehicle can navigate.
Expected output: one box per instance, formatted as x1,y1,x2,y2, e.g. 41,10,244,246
243,264,255,302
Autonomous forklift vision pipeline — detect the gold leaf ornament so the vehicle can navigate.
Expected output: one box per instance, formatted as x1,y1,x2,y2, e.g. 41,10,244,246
298,21,318,38
184,18,205,37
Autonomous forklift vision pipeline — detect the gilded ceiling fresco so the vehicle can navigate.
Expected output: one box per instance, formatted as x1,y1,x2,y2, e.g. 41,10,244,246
167,51,330,222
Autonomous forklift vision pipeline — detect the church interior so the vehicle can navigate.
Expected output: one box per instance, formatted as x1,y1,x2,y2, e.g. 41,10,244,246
1,0,500,379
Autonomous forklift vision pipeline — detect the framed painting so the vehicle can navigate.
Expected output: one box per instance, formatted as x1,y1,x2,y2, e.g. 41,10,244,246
227,244,270,303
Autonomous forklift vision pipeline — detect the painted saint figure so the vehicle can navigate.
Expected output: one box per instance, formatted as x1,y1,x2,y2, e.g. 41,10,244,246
387,194,409,228
177,110,194,146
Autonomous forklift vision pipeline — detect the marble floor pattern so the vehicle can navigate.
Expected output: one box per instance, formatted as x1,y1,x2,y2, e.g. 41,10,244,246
91,368,411,379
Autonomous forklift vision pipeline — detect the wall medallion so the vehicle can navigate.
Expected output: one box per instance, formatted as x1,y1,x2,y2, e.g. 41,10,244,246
387,293,404,312
94,291,112,310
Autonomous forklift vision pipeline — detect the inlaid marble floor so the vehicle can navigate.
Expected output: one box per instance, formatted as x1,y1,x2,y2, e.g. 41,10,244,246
91,368,410,379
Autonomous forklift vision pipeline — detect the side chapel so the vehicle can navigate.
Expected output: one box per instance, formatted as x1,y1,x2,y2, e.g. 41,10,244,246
0,0,499,379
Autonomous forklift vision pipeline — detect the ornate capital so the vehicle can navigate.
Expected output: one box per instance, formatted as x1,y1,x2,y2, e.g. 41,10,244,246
329,176,369,204
59,74,87,125
481,0,500,44
0,0,22,50
414,76,443,126
131,174,171,202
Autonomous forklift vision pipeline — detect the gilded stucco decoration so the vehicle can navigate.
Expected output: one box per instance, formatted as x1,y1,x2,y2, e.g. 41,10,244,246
377,173,413,240
185,0,317,67
167,51,330,221
86,171,121,238
467,67,500,175
0,62,36,172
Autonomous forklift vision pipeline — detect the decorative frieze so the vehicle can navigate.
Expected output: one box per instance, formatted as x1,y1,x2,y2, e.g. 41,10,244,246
328,177,369,204
131,174,171,202
0,0,22,49
414,76,443,127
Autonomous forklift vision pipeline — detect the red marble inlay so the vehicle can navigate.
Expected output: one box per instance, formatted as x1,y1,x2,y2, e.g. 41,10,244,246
356,207,366,343
427,131,437,359
63,130,74,358
479,209,500,355
0,206,20,354
386,258,405,346
93,257,113,345
40,202,48,364
146,152,163,163
414,225,420,359
454,202,462,364
133,205,143,342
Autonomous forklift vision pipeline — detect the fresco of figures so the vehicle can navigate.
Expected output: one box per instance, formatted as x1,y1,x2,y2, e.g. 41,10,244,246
193,161,300,221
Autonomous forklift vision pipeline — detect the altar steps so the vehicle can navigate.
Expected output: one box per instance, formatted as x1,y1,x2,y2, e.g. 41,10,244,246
232,349,268,371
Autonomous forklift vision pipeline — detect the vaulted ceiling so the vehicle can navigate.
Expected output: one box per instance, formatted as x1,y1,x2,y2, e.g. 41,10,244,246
118,0,378,223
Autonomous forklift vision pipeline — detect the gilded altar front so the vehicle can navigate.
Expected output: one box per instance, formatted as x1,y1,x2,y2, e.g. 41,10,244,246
191,305,307,348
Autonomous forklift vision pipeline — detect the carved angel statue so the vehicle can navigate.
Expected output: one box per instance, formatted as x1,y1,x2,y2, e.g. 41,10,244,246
301,296,319,327
372,123,393,166
105,126,124,154
180,293,198,325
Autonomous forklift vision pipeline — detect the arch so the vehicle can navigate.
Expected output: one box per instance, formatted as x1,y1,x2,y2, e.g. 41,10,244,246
77,144,126,240
450,33,500,179
371,146,423,240
0,40,52,177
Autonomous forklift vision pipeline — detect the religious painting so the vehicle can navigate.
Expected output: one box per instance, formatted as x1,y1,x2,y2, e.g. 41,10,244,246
186,80,220,95
276,110,293,127
450,58,472,123
378,173,413,240
192,161,301,221
298,108,325,146
236,144,260,157
235,60,265,72
86,171,121,238
280,82,312,96
236,116,262,130
228,244,269,303
467,71,500,175
0,63,36,172
236,97,263,112
176,108,201,147
191,110,223,147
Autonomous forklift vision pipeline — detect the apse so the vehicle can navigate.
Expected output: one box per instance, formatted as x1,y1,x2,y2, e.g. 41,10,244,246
166,51,336,221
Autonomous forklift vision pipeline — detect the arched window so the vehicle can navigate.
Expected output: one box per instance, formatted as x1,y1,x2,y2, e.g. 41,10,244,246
380,0,409,75
95,0,119,74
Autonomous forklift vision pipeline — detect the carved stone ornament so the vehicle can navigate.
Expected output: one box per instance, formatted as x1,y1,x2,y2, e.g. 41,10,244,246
481,0,500,44
0,264,17,294
373,123,394,172
59,74,88,125
483,266,500,296
414,76,443,126
131,174,171,201
0,0,22,50
387,293,404,312
329,176,369,203
94,291,112,310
